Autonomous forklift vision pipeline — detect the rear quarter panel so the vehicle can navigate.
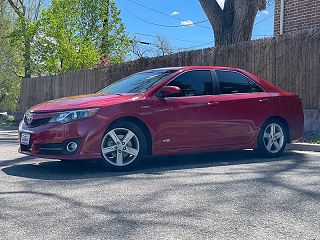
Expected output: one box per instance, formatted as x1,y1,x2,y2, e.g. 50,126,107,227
270,93,304,141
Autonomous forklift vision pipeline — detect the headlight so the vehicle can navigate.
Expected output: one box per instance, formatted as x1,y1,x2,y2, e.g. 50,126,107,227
49,108,99,124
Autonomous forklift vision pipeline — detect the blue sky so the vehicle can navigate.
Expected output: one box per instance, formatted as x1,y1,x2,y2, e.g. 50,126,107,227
116,0,275,53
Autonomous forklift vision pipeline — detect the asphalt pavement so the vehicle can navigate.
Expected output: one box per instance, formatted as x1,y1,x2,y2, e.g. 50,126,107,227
0,129,319,240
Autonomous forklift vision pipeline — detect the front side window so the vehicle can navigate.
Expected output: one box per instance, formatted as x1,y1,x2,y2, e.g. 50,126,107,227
98,69,177,94
167,70,213,97
216,70,264,94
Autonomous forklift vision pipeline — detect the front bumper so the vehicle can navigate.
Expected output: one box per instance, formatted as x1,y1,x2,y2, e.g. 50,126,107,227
18,116,105,160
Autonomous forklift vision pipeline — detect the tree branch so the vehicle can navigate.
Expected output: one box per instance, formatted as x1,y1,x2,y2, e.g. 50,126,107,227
34,0,44,20
11,65,24,78
7,0,23,17
19,0,26,16
199,0,224,27
258,0,267,10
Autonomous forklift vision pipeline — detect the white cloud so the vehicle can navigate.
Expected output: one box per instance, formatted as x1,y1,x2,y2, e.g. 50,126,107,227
217,0,225,9
257,10,269,17
180,20,194,27
170,11,179,16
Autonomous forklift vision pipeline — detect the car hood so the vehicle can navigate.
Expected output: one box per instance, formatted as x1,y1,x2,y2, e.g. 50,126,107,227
29,93,143,113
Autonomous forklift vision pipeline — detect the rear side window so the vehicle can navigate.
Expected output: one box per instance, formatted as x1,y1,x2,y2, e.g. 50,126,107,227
168,70,213,97
216,70,263,94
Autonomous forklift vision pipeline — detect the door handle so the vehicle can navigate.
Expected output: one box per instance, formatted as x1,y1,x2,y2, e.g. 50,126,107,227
208,101,220,106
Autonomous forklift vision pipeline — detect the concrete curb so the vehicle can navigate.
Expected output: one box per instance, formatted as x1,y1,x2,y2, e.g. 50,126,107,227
286,143,320,152
0,126,19,131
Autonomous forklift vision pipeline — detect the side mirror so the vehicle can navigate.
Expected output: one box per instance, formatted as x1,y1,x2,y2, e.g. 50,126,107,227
160,86,182,97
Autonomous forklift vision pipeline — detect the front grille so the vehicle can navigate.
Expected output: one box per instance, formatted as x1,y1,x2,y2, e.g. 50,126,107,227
24,116,51,128
38,143,65,155
20,144,32,152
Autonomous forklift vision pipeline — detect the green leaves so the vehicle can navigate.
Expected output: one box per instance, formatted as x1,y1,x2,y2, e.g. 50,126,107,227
98,0,131,63
36,0,130,74
36,0,99,73
1,0,130,110
6,0,130,76
0,10,22,111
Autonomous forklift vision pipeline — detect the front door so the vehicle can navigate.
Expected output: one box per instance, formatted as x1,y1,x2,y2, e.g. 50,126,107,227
153,70,222,149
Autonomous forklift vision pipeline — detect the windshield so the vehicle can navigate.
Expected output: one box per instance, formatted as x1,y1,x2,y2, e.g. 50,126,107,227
98,69,177,94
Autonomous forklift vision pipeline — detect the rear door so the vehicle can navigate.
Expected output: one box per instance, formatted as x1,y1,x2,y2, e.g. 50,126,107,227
214,70,272,145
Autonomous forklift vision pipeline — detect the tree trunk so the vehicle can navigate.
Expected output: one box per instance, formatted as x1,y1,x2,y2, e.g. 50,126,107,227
213,15,256,46
24,36,31,78
7,0,32,77
199,0,266,46
21,18,31,78
101,0,110,56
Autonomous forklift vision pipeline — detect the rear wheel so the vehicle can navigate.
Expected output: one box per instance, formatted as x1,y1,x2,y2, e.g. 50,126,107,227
257,119,287,157
99,121,147,171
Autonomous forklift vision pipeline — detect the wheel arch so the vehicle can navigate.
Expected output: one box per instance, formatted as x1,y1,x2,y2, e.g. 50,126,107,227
264,116,291,143
108,116,153,156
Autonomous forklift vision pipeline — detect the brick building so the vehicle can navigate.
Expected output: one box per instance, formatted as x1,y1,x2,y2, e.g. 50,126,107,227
274,0,320,35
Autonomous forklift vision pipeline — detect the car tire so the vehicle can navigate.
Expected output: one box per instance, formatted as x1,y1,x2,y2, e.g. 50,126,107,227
99,121,147,171
257,119,288,158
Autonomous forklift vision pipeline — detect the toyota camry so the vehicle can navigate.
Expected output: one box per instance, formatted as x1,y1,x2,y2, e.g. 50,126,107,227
19,66,304,170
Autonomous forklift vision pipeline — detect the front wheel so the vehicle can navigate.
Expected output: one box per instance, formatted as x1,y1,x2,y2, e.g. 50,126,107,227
257,120,288,158
99,121,147,171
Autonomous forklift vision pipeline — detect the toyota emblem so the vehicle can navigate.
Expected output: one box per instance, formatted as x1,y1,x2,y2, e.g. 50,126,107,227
25,113,33,125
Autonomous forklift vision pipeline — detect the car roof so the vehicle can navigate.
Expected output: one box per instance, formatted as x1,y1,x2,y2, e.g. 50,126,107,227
146,66,242,72
142,67,184,72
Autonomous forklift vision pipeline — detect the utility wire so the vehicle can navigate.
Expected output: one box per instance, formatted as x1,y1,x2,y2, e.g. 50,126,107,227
254,14,274,25
174,42,213,51
125,1,274,51
122,7,194,28
123,0,210,29
132,36,213,50
134,32,205,44
122,0,273,28
135,32,272,41
124,6,273,35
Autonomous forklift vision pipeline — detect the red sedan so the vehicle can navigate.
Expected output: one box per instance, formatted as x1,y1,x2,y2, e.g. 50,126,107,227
19,66,304,170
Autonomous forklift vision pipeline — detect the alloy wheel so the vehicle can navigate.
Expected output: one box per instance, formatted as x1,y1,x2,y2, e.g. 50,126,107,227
263,123,285,154
101,128,140,166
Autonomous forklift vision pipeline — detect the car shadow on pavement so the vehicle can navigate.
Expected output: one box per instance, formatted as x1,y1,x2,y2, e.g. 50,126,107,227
1,150,310,181
0,156,34,167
